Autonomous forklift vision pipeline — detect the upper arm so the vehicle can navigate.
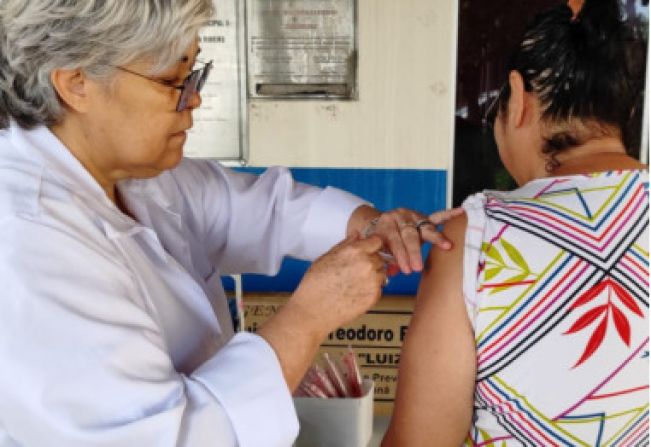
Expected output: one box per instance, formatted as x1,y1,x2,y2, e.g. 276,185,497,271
174,160,320,274
175,160,365,273
383,214,476,447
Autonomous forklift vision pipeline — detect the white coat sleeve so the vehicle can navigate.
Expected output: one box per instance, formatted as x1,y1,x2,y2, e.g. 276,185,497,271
169,160,369,275
0,217,296,447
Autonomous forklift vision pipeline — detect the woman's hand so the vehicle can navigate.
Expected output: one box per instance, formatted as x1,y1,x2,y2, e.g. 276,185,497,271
290,234,386,335
351,206,466,274
257,234,386,390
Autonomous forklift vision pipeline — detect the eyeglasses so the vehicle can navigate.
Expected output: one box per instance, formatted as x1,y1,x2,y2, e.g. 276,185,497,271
482,83,507,131
114,60,213,112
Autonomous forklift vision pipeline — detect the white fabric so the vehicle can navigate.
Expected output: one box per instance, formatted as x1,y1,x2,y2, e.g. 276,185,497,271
461,193,487,322
0,122,368,447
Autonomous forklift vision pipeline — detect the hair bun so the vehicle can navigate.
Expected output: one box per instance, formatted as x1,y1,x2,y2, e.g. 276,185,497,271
575,0,625,44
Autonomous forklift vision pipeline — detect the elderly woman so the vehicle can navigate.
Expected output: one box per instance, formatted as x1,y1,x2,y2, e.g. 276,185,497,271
0,1,460,446
383,0,648,445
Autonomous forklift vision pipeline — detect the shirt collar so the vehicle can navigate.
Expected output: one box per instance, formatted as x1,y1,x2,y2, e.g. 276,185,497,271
6,120,183,241
7,121,144,236
8,120,110,205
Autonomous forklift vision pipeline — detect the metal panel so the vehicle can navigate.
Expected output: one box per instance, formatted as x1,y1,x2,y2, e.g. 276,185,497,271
247,0,357,99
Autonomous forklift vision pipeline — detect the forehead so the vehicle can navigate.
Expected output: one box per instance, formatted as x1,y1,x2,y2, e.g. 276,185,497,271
127,39,201,73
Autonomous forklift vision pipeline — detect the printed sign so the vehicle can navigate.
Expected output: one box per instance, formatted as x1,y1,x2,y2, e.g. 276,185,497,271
247,0,357,98
185,0,246,160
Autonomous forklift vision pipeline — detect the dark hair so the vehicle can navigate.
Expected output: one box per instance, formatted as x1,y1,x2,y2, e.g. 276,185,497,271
498,0,640,168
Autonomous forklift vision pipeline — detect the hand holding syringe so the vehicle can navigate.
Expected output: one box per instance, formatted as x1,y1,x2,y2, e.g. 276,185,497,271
359,207,465,276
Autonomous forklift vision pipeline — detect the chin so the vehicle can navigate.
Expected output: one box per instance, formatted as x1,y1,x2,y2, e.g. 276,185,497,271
137,152,184,179
164,144,185,169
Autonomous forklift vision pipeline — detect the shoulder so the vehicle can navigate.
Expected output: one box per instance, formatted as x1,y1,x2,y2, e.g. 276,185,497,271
421,213,468,290
442,212,468,244
0,151,44,220
0,213,129,278
429,213,467,260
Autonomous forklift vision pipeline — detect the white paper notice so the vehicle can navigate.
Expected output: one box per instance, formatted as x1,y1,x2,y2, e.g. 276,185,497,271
185,0,245,160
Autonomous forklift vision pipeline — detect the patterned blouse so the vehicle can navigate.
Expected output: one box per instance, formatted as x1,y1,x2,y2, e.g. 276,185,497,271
462,170,649,446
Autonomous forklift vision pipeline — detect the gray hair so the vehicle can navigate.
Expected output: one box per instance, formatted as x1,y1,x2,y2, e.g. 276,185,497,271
0,0,214,129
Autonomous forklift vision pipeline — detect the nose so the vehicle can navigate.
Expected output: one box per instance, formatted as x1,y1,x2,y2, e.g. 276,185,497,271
185,88,202,111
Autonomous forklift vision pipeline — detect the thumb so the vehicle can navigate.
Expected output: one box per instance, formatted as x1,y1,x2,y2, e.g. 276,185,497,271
332,232,361,250
429,207,465,225
354,234,383,254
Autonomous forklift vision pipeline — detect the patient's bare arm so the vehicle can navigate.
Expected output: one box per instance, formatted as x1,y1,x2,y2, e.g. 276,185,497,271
382,215,476,447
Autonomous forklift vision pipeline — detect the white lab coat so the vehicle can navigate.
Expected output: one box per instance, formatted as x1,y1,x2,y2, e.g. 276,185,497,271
0,122,367,447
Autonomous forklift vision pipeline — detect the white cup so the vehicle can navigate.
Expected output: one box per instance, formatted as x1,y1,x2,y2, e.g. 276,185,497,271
293,379,375,447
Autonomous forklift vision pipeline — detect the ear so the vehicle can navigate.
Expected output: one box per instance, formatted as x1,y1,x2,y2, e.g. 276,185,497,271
506,70,527,128
50,68,92,113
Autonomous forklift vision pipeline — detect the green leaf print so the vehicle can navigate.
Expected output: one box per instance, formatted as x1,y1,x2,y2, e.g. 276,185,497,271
482,242,505,265
479,428,495,446
484,267,502,281
501,238,530,273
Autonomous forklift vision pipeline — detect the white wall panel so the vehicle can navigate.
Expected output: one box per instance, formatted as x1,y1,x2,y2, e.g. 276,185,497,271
247,0,457,169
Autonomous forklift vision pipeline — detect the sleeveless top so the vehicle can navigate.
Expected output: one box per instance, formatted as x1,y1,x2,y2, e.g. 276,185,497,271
462,170,649,446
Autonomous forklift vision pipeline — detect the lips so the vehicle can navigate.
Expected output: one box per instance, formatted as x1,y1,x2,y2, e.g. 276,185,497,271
172,118,192,137
172,127,189,137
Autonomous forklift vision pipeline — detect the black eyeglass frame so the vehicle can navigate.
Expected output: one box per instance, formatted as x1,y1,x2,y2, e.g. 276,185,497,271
114,59,213,112
482,83,508,131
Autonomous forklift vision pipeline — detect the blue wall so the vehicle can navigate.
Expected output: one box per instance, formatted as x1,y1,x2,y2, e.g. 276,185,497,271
222,167,447,295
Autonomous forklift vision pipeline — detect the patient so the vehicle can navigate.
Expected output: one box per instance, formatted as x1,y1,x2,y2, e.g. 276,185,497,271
383,0,649,445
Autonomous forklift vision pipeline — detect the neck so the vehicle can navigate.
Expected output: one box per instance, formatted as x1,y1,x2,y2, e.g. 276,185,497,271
550,137,645,176
49,120,118,204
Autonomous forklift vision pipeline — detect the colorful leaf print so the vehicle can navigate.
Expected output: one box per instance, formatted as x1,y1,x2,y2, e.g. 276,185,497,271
501,238,530,273
564,304,608,334
564,278,644,368
610,304,631,346
473,172,649,444
480,237,539,295
609,279,643,317
484,267,501,281
570,280,608,309
482,242,505,265
566,278,644,366
573,313,608,368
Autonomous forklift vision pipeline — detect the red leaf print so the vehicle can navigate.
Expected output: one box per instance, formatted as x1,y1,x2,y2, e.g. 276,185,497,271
564,304,608,335
573,314,608,368
611,304,631,346
610,280,643,317
570,281,608,309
